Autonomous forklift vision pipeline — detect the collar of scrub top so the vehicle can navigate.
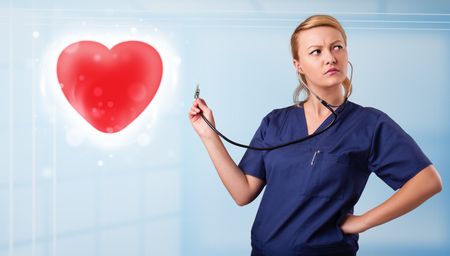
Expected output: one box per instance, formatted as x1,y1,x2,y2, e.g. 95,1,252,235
194,60,353,151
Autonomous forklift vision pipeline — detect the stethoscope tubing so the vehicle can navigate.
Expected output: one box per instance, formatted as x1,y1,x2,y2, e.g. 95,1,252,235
196,93,347,151
194,61,352,151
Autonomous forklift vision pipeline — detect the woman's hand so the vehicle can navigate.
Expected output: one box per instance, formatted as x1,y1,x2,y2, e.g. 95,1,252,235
339,214,369,235
188,98,217,140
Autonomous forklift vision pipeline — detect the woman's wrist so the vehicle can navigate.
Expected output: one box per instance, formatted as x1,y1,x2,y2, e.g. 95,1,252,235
360,212,373,232
201,132,221,144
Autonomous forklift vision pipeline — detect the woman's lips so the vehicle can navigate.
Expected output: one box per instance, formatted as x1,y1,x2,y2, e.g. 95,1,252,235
326,70,339,75
325,68,339,75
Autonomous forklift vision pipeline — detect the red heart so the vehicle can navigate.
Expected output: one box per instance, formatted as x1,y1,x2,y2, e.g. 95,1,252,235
57,40,163,133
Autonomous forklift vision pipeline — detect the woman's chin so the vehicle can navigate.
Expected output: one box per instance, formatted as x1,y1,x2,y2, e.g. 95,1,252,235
318,81,344,89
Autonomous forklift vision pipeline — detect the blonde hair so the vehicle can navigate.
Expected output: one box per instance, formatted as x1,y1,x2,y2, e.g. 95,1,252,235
291,14,352,105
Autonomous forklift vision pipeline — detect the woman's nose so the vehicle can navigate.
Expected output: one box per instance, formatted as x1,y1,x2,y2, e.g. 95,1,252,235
324,50,337,64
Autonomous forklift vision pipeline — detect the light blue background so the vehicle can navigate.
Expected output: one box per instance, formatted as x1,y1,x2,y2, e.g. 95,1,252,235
0,1,449,255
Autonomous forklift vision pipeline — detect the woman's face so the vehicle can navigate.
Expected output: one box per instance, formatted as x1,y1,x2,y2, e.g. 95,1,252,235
293,26,348,90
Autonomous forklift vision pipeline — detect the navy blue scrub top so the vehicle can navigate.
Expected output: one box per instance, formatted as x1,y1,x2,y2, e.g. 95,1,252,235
238,100,432,256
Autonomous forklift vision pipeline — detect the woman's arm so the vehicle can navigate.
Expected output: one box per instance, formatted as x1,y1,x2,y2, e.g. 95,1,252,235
340,164,443,234
189,98,265,206
202,134,265,206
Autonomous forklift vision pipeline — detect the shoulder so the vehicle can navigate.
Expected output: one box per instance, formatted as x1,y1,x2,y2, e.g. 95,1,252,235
255,105,297,133
349,102,406,137
263,105,297,122
269,105,296,115
347,101,389,123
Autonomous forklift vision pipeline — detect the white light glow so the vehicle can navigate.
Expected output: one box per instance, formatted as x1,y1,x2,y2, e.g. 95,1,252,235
32,31,40,39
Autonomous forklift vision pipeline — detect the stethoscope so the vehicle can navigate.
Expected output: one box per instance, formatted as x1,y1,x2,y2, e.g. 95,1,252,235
194,61,353,151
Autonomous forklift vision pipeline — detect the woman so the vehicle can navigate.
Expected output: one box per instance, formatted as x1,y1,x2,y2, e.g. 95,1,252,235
188,14,443,256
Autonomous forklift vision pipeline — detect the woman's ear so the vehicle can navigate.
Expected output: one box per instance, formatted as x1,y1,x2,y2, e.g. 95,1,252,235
293,59,304,74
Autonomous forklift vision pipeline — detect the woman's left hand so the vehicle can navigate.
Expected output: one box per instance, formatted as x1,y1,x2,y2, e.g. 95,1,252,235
339,214,369,234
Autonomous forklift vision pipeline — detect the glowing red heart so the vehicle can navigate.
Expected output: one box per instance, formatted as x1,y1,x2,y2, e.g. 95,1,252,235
57,40,163,133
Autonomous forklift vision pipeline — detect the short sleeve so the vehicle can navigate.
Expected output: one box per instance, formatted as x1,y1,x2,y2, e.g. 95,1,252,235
237,113,271,182
368,112,432,190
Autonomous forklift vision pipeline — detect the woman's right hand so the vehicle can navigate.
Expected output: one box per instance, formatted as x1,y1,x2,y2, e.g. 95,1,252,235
188,98,217,140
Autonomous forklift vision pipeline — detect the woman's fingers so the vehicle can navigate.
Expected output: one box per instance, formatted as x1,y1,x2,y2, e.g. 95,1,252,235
188,97,210,122
188,100,203,119
191,106,201,114
197,98,206,106
196,98,208,108
191,98,208,112
196,98,211,115
189,107,200,115
188,110,199,120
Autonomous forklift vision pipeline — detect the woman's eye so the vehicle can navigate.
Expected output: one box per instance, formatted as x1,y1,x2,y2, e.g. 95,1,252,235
310,45,343,55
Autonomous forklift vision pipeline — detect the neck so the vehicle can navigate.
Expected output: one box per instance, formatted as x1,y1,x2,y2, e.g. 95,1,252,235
304,85,345,117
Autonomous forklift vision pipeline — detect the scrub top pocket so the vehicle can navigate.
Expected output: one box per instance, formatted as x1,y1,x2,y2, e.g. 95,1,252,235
299,148,351,200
